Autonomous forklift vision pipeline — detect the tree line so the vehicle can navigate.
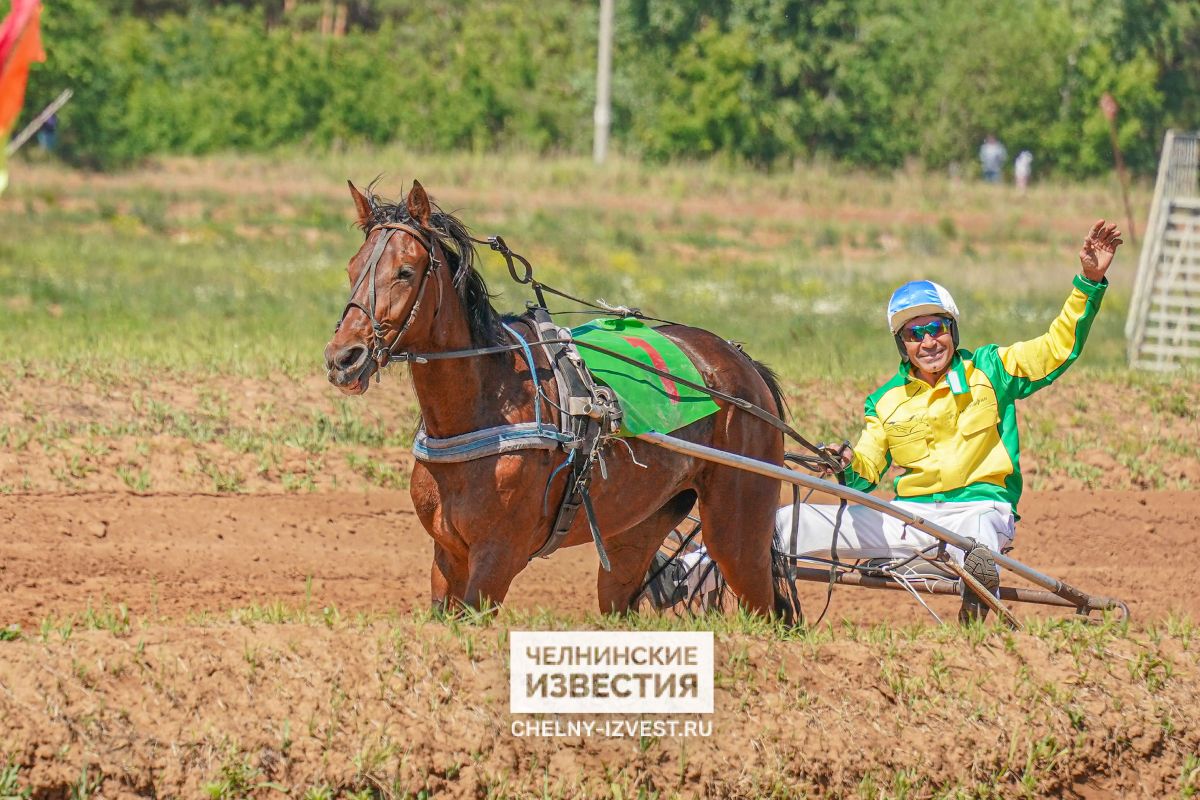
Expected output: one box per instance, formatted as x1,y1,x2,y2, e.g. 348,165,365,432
23,0,1200,175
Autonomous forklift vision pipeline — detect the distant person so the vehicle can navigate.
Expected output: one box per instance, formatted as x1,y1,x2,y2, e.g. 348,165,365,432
652,221,1124,623
36,112,56,152
1014,150,1033,193
979,134,1007,183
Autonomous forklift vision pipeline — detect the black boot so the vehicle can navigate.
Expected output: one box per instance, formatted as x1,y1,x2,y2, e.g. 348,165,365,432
645,552,688,609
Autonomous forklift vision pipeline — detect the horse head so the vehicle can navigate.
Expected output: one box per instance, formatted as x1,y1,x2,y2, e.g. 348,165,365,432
324,180,444,394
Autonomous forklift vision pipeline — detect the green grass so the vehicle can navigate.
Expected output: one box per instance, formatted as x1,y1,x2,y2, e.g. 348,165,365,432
203,747,287,800
1,149,1175,382
345,452,408,489
0,761,31,800
0,150,1194,495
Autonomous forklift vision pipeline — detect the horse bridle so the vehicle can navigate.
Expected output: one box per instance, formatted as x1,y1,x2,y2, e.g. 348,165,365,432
334,221,446,372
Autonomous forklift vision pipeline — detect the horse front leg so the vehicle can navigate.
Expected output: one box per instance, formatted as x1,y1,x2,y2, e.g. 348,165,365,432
430,542,468,612
597,534,668,615
462,539,530,612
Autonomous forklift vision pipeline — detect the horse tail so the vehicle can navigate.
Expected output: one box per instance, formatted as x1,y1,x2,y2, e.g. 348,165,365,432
744,352,805,625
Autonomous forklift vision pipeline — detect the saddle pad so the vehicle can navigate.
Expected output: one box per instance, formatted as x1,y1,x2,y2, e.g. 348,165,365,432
570,317,720,436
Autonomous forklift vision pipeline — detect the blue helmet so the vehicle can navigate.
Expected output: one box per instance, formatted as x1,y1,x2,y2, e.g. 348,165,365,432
886,280,960,334
887,280,960,360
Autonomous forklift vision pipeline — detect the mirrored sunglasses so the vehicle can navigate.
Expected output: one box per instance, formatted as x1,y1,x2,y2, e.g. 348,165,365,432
900,318,953,343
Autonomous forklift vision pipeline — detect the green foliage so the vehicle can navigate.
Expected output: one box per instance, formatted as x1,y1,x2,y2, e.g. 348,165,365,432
21,0,1200,173
636,24,778,162
622,0,1186,175
0,761,31,800
27,1,595,168
203,748,286,799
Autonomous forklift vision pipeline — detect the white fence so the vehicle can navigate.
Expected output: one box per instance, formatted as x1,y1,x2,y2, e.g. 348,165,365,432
1126,130,1200,370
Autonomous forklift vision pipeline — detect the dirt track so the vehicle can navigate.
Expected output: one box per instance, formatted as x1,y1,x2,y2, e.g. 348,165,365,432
2,491,1199,798
3,489,1196,625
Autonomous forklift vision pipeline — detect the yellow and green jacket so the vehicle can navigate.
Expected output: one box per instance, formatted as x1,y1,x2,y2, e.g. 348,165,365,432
845,275,1107,515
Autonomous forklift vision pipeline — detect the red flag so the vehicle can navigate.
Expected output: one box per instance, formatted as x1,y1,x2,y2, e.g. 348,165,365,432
0,0,44,137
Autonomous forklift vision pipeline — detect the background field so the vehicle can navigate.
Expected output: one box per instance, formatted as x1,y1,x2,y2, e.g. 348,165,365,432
0,151,1198,798
0,152,1196,495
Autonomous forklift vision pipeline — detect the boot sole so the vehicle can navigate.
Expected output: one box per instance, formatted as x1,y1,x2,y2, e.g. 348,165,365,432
959,545,1000,623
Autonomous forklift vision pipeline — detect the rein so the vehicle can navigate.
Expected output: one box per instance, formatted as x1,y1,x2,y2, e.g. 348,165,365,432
392,334,838,469
338,219,844,473
470,233,685,327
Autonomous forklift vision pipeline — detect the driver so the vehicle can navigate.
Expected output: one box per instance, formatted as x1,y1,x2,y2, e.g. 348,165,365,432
659,220,1123,622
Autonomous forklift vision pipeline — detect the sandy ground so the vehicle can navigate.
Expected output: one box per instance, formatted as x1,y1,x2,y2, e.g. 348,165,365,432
2,489,1196,626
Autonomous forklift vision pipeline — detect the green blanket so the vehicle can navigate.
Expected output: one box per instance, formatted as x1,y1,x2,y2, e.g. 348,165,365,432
570,318,720,436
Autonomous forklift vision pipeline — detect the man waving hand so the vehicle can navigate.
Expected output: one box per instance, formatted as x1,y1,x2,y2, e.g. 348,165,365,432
660,221,1123,623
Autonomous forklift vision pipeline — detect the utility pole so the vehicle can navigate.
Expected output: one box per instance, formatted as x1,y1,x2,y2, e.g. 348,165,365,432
593,0,613,165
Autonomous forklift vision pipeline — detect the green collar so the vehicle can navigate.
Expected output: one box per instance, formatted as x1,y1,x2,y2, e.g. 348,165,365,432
900,351,971,395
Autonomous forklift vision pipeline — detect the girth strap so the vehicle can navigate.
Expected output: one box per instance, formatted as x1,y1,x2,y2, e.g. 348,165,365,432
413,421,573,463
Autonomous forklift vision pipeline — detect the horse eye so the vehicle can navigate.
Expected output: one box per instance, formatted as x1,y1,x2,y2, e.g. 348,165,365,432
398,265,415,280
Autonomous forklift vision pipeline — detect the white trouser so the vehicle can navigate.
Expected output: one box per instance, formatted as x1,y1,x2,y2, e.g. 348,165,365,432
679,500,1015,597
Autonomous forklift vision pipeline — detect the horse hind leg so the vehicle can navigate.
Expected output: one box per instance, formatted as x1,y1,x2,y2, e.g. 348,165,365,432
695,469,783,619
769,545,804,624
597,489,697,614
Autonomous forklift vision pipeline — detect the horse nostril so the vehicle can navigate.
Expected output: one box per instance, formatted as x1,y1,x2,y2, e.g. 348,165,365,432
335,344,368,371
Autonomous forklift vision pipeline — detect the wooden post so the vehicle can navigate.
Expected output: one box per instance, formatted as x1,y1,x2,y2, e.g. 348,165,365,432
1101,92,1138,246
333,3,347,36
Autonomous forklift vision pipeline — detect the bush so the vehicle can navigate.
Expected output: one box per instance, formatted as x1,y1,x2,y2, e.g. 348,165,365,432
20,0,1200,174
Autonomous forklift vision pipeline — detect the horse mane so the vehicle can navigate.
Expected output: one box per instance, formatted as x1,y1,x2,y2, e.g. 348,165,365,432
359,183,505,348
748,356,788,420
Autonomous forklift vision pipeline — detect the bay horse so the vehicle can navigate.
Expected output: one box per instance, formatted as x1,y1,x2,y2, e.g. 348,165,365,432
324,180,789,616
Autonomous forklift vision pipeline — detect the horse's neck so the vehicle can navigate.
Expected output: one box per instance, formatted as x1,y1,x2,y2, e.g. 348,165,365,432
408,297,532,440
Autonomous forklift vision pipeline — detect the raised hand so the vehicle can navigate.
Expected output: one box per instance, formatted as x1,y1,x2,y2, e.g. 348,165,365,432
1079,219,1124,282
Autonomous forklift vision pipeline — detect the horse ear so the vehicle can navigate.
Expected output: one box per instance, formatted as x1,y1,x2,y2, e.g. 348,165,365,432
348,180,372,228
407,180,432,227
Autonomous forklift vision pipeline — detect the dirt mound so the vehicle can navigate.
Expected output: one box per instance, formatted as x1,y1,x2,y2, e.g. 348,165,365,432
0,615,1196,798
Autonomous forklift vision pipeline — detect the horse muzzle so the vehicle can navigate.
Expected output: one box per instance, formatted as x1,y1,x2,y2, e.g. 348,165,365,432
326,342,374,394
